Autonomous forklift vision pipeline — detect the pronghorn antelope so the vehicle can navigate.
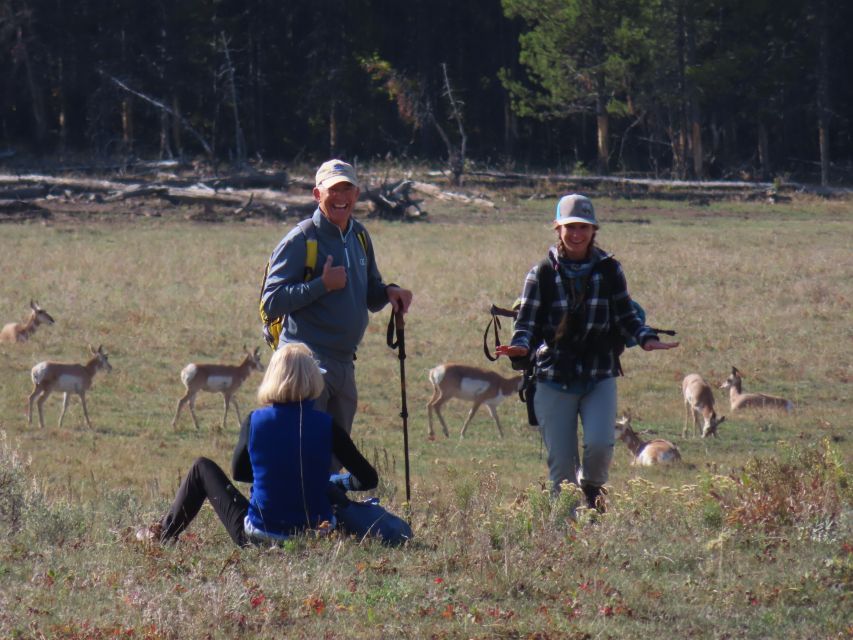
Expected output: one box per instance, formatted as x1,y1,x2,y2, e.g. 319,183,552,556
27,345,112,429
721,367,794,413
1,300,55,344
615,415,681,465
172,346,264,431
682,373,726,438
427,363,522,439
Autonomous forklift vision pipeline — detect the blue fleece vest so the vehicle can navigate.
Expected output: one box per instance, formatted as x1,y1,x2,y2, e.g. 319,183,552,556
246,401,333,535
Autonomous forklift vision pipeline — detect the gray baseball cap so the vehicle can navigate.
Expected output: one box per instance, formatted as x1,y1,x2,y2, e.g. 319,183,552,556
554,194,598,227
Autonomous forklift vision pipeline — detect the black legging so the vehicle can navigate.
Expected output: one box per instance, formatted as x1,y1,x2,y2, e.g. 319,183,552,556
160,456,250,546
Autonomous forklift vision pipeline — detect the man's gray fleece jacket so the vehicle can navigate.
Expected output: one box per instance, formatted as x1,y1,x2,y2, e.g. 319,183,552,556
261,209,391,361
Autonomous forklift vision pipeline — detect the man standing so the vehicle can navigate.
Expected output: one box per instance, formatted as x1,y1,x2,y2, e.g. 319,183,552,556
261,159,413,437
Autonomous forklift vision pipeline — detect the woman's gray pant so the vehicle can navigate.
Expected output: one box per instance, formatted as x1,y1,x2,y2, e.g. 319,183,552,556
533,377,617,492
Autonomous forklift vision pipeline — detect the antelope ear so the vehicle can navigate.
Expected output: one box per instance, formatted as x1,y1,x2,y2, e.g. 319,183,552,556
30,299,36,309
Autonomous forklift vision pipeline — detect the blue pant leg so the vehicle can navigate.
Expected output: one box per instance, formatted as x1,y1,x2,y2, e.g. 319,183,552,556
533,382,581,492
336,501,412,546
577,377,617,488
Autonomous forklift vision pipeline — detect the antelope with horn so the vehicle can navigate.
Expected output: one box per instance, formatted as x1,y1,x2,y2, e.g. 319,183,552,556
721,367,794,413
27,345,112,429
1,300,55,344
682,373,726,438
615,415,681,465
427,363,522,439
172,346,265,431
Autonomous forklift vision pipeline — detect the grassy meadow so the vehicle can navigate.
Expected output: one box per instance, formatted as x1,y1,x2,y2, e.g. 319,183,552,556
0,191,851,638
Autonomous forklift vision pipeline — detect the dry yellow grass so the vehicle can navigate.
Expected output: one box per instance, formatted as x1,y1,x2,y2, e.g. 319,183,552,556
0,193,850,638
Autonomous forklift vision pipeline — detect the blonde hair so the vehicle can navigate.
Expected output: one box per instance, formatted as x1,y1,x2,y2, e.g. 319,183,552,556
256,343,325,405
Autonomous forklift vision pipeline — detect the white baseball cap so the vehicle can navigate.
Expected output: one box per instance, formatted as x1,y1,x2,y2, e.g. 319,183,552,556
315,159,359,189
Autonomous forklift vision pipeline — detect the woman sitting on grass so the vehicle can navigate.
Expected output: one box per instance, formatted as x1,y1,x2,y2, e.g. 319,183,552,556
138,342,411,547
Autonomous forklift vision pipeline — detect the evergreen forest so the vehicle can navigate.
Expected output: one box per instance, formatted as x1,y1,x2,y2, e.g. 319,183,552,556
2,0,850,184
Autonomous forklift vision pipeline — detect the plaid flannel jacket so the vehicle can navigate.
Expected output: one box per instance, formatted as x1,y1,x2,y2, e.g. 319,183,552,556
510,247,658,383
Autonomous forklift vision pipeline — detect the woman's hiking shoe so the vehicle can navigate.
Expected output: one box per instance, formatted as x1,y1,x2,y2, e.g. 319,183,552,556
582,485,607,513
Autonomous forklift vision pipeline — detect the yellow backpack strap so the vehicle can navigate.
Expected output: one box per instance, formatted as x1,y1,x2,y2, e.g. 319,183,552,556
303,237,318,281
258,261,272,323
298,218,319,281
260,218,319,350
259,260,281,349
356,230,368,254
352,221,372,267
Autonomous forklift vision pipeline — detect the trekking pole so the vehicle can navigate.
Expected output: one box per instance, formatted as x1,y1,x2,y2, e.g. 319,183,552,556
386,308,412,510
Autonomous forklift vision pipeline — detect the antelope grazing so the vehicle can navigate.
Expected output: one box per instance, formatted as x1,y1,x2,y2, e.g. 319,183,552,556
172,346,264,431
427,363,522,439
1,300,55,343
615,415,681,465
721,367,794,413
27,345,112,429
682,373,726,438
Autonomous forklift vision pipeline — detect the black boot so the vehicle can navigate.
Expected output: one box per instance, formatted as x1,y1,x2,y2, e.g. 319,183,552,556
582,485,607,513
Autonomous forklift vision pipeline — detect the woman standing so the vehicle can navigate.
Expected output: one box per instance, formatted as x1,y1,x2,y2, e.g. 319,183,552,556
496,194,678,511
138,342,411,546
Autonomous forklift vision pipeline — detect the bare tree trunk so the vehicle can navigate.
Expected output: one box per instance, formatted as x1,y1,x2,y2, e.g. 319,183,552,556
171,95,183,158
691,117,702,178
674,0,688,179
57,56,67,154
221,33,246,166
15,27,47,148
329,104,338,157
503,93,517,158
159,111,172,159
595,78,609,175
439,63,466,186
757,119,771,180
250,32,263,157
686,5,703,178
677,127,688,179
121,99,133,153
155,11,171,160
816,0,830,186
119,27,132,154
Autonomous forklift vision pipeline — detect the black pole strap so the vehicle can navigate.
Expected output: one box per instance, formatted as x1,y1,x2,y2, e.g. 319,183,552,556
482,315,501,361
386,310,411,507
649,326,678,337
483,305,517,362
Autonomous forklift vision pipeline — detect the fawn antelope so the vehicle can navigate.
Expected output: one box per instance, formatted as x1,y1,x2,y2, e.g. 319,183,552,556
1,300,55,343
721,367,794,413
172,346,264,431
427,363,522,439
27,345,112,429
615,415,681,465
682,373,726,438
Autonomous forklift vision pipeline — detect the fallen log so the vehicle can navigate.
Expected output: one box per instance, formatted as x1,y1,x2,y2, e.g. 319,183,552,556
362,179,427,220
0,185,50,200
207,171,289,190
0,200,51,221
410,181,495,208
